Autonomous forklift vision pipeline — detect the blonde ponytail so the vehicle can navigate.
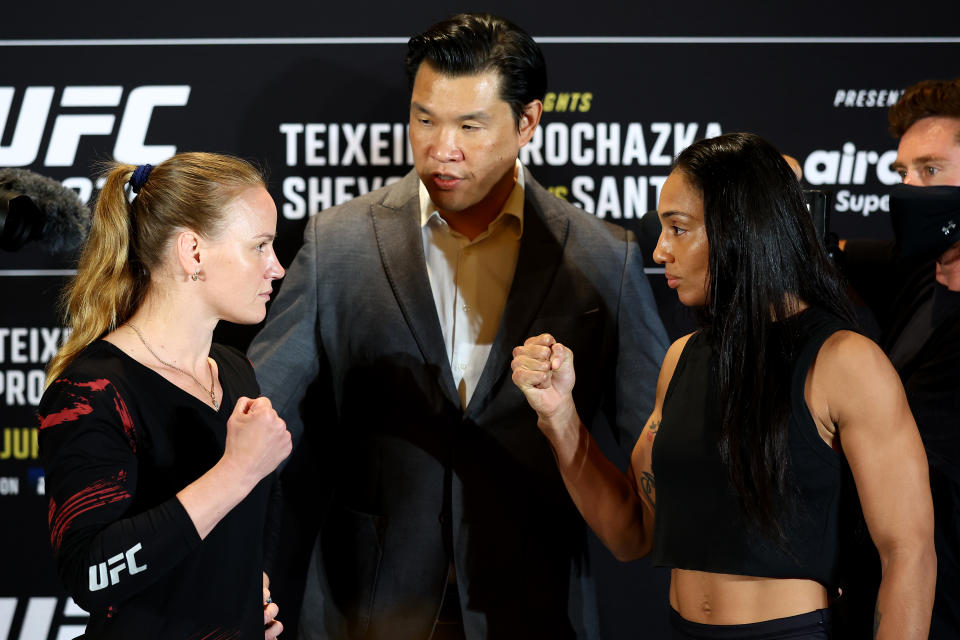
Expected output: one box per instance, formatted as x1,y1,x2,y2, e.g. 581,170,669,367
46,152,264,386
46,165,141,385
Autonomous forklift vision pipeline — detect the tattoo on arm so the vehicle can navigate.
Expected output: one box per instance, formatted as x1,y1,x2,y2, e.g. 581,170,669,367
646,419,660,442
640,471,656,508
873,606,881,638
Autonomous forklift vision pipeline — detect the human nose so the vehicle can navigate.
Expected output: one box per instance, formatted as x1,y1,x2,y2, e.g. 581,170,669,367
652,230,672,265
266,252,285,280
431,127,464,162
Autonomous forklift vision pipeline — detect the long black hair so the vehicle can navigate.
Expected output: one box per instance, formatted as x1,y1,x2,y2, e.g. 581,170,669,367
675,132,856,541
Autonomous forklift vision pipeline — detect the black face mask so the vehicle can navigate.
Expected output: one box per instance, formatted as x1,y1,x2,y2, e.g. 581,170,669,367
889,184,960,261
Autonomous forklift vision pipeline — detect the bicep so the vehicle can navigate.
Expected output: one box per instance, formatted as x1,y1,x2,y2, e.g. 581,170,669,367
41,382,140,560
40,381,200,610
828,336,934,554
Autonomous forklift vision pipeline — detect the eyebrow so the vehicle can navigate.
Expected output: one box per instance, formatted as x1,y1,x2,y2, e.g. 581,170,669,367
893,155,948,169
253,233,276,240
659,210,691,220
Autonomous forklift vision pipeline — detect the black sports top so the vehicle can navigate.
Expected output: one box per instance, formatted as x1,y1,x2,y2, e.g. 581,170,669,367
38,340,270,639
651,307,856,587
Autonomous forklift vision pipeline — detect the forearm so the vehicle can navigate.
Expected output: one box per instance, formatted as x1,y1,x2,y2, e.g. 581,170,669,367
542,409,651,561
55,496,201,612
176,456,260,539
874,544,937,639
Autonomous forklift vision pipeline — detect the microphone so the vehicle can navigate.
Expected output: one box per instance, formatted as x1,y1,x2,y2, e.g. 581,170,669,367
0,168,91,254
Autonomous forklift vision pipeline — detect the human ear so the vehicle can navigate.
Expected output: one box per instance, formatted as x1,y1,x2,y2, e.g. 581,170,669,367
517,99,543,146
175,230,203,281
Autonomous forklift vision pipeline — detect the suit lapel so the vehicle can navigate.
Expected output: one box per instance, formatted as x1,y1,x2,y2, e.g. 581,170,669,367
370,172,461,409
466,176,569,417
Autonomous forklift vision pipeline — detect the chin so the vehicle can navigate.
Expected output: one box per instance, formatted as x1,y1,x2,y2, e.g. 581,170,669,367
677,292,706,308
430,195,466,213
223,309,267,326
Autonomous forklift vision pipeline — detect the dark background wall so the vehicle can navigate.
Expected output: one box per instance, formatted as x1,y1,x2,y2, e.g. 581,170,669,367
2,2,959,637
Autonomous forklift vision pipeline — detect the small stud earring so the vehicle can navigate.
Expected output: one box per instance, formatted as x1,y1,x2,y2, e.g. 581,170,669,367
192,269,199,281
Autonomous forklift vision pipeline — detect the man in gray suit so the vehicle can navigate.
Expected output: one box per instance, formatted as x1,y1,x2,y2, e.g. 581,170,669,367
249,13,668,640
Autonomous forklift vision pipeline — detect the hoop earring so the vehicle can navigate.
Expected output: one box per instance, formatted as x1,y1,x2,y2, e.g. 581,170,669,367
191,268,200,281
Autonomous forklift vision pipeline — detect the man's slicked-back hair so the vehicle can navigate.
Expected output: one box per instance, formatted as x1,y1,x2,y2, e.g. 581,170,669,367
889,77,960,141
404,13,547,128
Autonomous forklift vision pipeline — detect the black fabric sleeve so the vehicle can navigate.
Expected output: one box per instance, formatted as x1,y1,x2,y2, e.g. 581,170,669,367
39,376,202,612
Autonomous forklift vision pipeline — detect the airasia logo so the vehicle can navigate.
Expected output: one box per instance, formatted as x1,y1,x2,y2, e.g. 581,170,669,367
0,85,190,167
803,142,900,186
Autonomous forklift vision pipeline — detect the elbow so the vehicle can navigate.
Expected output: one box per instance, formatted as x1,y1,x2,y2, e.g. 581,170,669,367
61,573,101,614
59,560,114,614
878,536,937,593
69,591,98,615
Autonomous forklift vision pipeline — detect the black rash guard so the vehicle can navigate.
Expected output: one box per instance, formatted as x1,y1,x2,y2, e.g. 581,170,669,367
39,340,271,639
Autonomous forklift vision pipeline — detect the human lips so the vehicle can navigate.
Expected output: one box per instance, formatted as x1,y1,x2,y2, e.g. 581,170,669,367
664,272,680,289
431,172,463,189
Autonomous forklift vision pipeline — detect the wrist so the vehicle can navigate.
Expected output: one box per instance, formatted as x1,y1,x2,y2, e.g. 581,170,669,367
539,408,585,467
214,454,260,496
537,400,580,439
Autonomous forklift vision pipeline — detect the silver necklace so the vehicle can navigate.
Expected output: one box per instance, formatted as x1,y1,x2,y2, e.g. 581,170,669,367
127,323,219,410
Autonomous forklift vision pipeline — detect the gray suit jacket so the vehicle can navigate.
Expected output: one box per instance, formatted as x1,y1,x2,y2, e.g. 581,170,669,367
249,168,668,640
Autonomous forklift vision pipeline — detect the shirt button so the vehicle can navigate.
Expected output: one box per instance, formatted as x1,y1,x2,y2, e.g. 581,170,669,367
458,363,467,371
462,304,469,311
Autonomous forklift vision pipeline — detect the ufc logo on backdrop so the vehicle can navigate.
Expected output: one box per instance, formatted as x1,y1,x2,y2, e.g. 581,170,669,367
0,597,88,640
0,85,190,167
88,542,147,592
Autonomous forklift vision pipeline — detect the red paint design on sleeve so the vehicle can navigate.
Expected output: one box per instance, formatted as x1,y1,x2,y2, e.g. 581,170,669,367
39,401,94,430
49,473,131,552
112,393,136,453
39,378,137,451
70,379,111,392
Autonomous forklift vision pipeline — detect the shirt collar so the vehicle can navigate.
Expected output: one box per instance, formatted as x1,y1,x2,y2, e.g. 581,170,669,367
419,159,525,237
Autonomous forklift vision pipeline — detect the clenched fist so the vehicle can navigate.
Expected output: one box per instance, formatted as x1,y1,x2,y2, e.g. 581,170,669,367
511,334,579,438
224,396,292,486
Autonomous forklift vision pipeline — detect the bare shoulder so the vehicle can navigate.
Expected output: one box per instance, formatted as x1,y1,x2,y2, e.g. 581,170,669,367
655,332,696,403
811,330,908,428
815,330,897,384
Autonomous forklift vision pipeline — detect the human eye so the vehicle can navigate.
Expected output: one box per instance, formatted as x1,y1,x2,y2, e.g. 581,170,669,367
256,242,267,254
924,165,940,177
896,168,907,180
671,225,687,236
